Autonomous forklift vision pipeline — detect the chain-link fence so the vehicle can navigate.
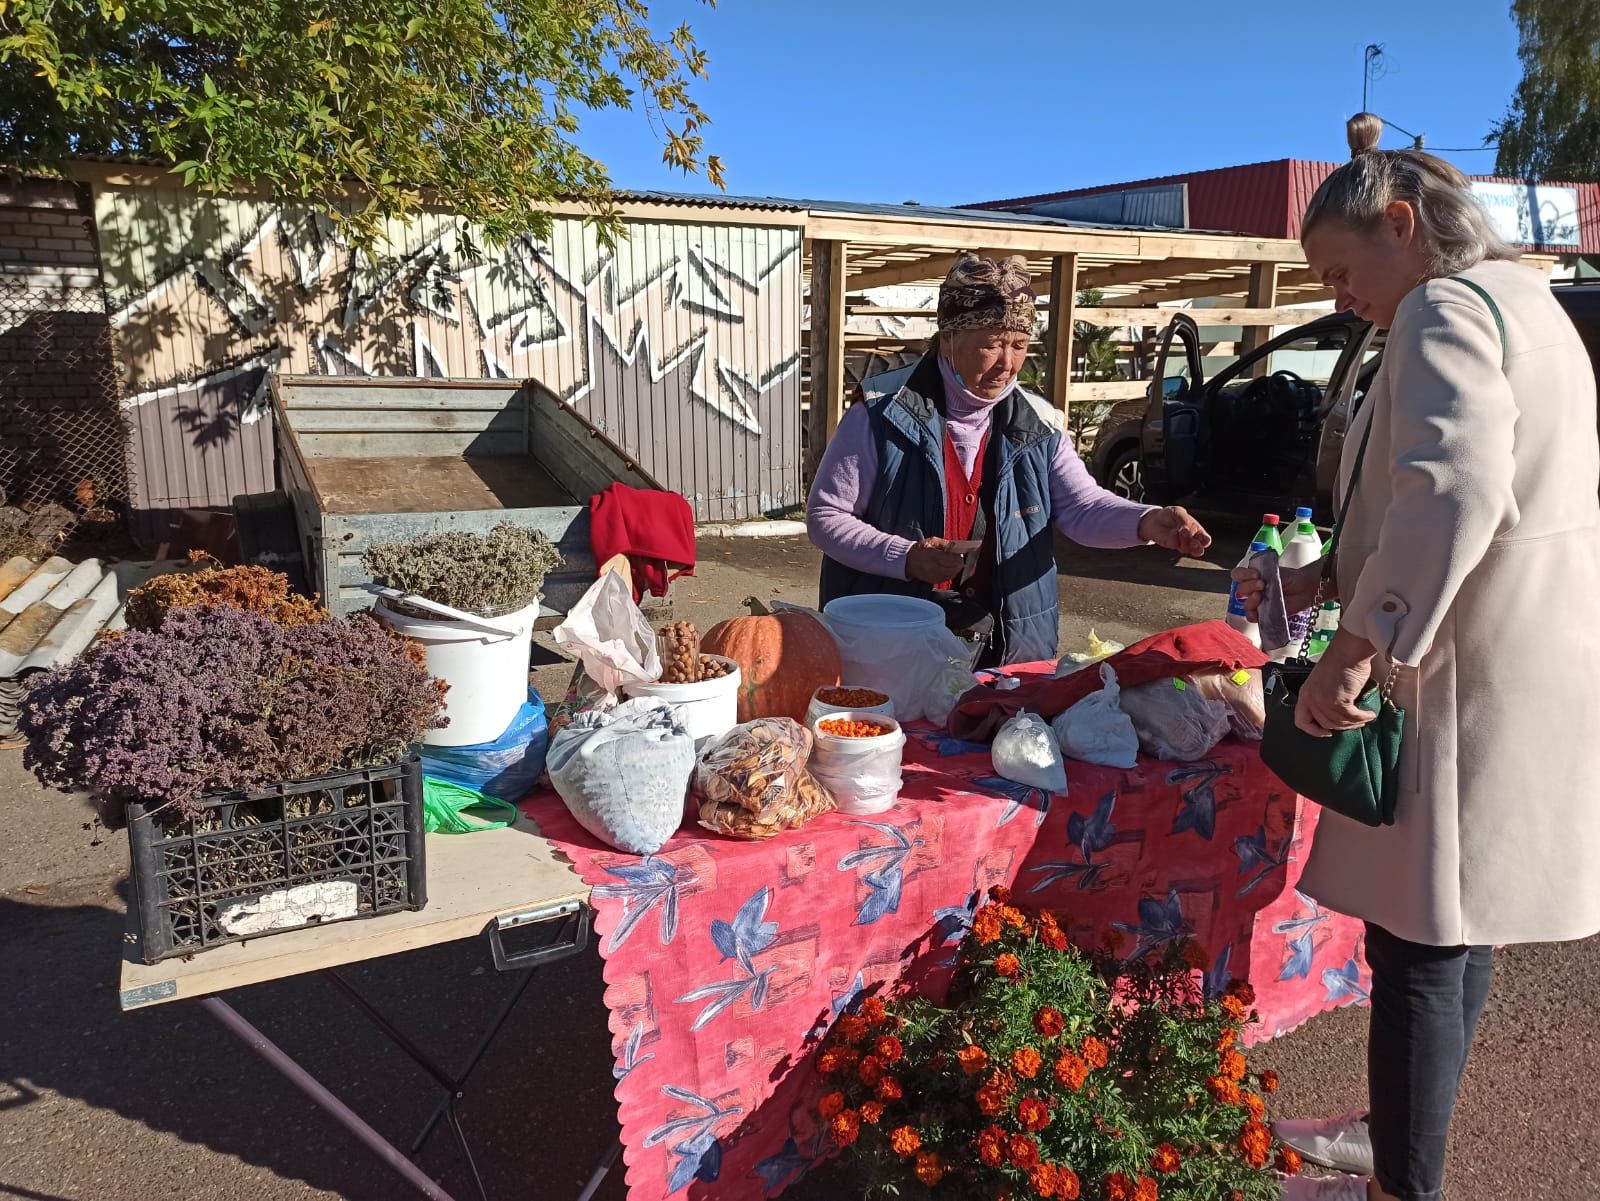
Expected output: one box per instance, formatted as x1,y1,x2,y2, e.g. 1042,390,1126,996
0,278,127,541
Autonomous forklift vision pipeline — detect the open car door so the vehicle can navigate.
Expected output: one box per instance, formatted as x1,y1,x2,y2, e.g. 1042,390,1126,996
1139,312,1205,503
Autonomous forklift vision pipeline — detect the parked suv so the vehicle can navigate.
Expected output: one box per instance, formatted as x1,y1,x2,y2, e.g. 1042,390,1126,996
1088,282,1600,520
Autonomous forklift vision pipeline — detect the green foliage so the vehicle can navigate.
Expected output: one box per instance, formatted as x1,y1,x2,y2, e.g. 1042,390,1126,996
363,521,563,614
0,0,726,248
1492,0,1600,181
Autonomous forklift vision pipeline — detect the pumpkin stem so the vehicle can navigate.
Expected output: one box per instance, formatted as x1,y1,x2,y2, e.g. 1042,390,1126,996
743,595,772,617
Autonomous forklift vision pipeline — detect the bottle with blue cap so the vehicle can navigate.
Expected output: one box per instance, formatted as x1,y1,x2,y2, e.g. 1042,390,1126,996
1280,507,1325,653
1225,537,1272,648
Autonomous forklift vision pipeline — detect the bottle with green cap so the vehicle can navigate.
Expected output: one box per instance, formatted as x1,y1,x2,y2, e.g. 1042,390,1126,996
1253,513,1285,555
1306,600,1341,660
1281,507,1325,650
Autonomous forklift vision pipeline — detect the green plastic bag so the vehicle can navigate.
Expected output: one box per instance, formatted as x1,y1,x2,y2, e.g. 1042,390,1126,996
422,777,520,834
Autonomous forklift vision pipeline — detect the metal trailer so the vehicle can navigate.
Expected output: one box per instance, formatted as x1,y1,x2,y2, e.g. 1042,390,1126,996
270,374,667,624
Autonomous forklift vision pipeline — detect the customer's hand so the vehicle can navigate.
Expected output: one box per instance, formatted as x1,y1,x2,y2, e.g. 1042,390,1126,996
906,537,968,585
1139,506,1212,557
1229,561,1322,621
1296,633,1377,737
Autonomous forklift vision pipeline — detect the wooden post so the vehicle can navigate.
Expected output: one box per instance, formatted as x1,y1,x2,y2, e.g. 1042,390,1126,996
805,238,849,479
1240,262,1279,376
1046,252,1079,417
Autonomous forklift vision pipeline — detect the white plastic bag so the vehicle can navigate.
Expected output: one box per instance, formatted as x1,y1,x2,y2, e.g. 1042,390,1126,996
1119,678,1234,761
991,710,1069,794
810,713,906,814
822,618,974,723
1053,629,1126,677
1051,663,1139,769
922,658,980,727
551,569,662,700
548,698,695,854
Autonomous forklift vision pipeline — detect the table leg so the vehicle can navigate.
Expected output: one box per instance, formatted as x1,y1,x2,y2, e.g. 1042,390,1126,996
199,995,461,1201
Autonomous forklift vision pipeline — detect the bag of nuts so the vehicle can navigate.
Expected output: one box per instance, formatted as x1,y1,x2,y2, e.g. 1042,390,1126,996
694,717,835,839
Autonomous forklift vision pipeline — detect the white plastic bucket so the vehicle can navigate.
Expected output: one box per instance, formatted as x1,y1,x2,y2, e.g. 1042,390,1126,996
624,655,741,750
809,711,906,815
806,685,896,727
375,597,538,747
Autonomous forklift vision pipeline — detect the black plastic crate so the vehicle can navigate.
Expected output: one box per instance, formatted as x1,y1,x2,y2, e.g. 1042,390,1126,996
126,756,427,963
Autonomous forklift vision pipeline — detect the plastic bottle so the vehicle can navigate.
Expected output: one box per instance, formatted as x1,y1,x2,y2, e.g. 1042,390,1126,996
1306,601,1341,661
1225,539,1270,648
1280,508,1325,652
1253,513,1285,555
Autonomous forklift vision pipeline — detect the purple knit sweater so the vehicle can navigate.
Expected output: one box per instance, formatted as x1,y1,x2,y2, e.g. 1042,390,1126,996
806,357,1154,580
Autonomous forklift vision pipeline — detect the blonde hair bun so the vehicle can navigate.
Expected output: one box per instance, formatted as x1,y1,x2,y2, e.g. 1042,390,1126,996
1347,112,1384,157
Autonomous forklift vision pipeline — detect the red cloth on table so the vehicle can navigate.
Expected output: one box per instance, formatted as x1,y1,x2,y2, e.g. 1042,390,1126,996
947,619,1269,742
589,483,696,602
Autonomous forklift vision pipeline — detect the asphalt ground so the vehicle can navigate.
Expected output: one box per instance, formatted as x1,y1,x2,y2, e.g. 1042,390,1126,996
2,528,1595,1200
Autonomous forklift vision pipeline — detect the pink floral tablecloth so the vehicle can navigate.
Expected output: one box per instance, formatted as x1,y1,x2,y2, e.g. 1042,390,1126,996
520,710,1370,1201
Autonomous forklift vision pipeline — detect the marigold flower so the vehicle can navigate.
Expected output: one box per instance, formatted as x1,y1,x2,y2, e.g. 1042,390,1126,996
1080,1036,1110,1070
986,1069,1017,1096
1135,1177,1159,1201
957,1045,989,1076
1260,1069,1281,1094
1040,924,1069,952
817,1091,845,1120
995,952,1022,979
1217,1027,1237,1052
1029,1164,1058,1196
1016,1096,1052,1131
835,1047,861,1071
999,904,1030,931
876,1076,903,1103
1237,1121,1273,1169
1220,1049,1248,1082
915,1151,945,1186
1220,994,1250,1021
1054,1053,1089,1091
975,1124,1007,1167
1152,1143,1182,1174
972,908,1004,945
836,1014,870,1044
1205,1075,1242,1106
1056,1166,1082,1200
1034,1006,1066,1038
1012,1046,1043,1078
1276,1145,1303,1176
858,1055,886,1085
816,1049,843,1076
1225,980,1257,1007
859,1101,885,1125
875,1034,904,1064
1105,1172,1135,1201
890,1125,922,1158
1009,1133,1041,1170
988,884,1013,903
976,1087,1006,1116
859,995,888,1025
828,1109,861,1147
1242,1092,1266,1122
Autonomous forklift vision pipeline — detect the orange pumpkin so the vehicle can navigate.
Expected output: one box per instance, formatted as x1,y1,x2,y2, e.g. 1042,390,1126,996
700,608,842,722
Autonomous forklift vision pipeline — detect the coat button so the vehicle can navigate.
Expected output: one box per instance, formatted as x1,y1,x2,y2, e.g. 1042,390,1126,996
1381,601,1398,612
966,493,976,504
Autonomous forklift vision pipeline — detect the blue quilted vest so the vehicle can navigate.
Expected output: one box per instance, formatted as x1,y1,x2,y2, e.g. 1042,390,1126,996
817,354,1062,665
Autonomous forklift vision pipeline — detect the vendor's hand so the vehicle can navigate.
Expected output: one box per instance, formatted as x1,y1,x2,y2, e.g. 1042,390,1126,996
906,537,967,585
1295,633,1377,737
1138,506,1212,557
1229,561,1322,622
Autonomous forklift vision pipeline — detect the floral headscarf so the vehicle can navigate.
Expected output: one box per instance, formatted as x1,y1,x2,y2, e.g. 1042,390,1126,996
936,253,1037,335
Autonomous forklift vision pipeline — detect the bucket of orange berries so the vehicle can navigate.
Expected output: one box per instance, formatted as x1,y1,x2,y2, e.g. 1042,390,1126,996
814,888,1301,1199
809,711,905,815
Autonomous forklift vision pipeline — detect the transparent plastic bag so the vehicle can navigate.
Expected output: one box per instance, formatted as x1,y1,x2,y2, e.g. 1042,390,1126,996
821,614,975,723
418,692,548,800
991,710,1068,794
1119,677,1234,761
694,718,835,839
1190,668,1266,741
551,569,661,701
1050,663,1140,769
548,698,696,854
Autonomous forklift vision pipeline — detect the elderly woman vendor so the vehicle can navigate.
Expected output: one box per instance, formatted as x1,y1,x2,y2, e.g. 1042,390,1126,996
807,253,1211,666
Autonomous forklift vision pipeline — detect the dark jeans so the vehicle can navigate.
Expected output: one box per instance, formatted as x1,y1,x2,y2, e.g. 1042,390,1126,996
1365,921,1495,1201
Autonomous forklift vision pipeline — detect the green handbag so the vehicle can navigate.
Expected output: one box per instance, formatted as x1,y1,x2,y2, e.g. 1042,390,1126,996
1259,276,1505,827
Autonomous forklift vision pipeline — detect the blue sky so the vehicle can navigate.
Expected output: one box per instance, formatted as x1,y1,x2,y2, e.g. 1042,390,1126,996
576,1,1523,204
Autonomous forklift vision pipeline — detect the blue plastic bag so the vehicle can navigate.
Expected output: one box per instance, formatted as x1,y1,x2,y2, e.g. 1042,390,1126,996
419,691,549,800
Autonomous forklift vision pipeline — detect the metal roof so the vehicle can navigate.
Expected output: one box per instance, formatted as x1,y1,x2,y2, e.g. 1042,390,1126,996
0,555,183,740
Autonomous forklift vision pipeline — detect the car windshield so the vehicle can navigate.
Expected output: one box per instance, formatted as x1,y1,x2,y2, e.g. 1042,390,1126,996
1256,330,1351,384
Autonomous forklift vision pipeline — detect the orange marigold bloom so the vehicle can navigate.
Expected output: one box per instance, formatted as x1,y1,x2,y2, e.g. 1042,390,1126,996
858,1055,886,1085
1040,924,1069,952
875,1034,904,1064
859,996,888,1026
1237,1121,1273,1169
972,908,1004,945
1135,1177,1159,1201
876,1076,903,1103
836,1014,870,1044
859,1101,885,1125
1080,1036,1110,1070
998,904,1030,931
975,1125,1007,1168
1009,1134,1041,1170
1105,1172,1135,1201
816,1049,843,1076
1056,1166,1082,1200
977,1086,1008,1117
958,1045,989,1076
1220,995,1250,1021
1220,1049,1248,1082
1029,1164,1058,1196
1152,1143,1181,1174
1276,1145,1304,1176
1207,1075,1243,1106
1260,1069,1281,1094
817,1091,845,1120
889,1125,922,1158
915,1151,945,1186
835,1047,861,1072
1242,1092,1266,1122
1034,1006,1066,1038
1225,980,1257,1007
1016,1095,1053,1132
1054,1053,1089,1091
1012,1046,1043,1079
988,884,1013,903
1217,1027,1237,1052
994,952,1022,979
828,1110,861,1147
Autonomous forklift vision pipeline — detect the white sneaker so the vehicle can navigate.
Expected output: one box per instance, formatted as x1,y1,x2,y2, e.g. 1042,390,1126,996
1273,1111,1374,1177
1279,1173,1370,1200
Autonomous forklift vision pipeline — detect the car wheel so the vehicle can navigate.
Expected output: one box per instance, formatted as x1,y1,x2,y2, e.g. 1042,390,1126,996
1107,446,1145,502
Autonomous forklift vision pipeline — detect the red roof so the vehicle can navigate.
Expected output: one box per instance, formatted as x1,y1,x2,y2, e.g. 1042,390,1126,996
970,159,1600,254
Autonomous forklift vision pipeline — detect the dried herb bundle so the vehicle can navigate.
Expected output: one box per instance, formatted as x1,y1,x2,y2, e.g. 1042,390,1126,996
124,553,325,631
362,523,563,614
20,605,447,822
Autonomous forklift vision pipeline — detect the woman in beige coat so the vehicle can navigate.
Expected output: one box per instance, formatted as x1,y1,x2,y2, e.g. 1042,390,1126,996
1235,114,1600,1201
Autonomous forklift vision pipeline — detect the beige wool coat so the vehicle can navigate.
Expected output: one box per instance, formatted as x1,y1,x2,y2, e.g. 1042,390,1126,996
1298,258,1600,948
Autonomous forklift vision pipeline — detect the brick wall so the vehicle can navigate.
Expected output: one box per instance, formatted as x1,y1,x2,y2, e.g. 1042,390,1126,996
0,179,127,516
